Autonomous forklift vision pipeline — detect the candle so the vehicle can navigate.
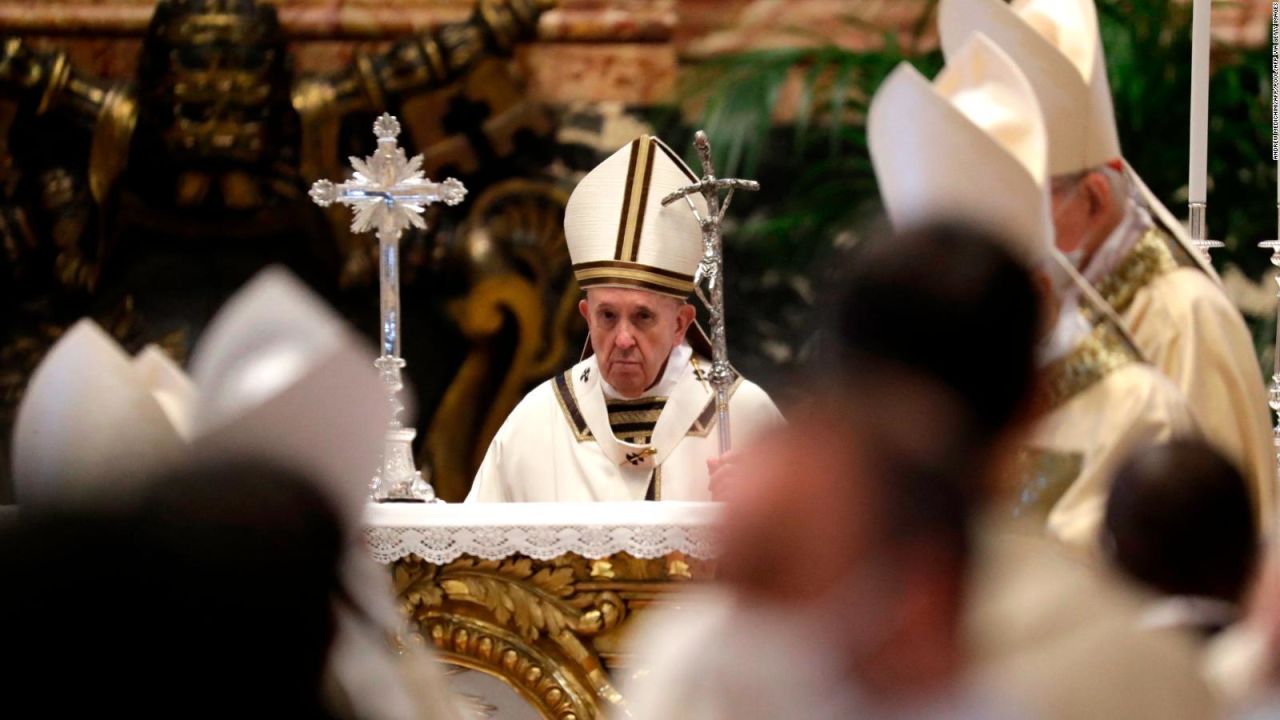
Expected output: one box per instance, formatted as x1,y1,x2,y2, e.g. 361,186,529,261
1188,0,1210,205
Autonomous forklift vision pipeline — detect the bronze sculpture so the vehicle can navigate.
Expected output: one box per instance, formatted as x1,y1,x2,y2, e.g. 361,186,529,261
0,0,585,501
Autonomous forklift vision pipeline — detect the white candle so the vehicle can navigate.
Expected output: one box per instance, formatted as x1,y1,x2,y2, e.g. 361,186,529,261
1188,0,1211,204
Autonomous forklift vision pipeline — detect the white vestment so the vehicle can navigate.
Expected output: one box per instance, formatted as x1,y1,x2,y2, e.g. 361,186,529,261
467,342,783,502
967,517,1220,720
621,587,1017,720
1084,205,1276,532
1017,308,1200,551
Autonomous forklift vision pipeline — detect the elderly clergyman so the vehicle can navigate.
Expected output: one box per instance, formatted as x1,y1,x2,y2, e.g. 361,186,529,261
466,135,783,502
939,0,1276,534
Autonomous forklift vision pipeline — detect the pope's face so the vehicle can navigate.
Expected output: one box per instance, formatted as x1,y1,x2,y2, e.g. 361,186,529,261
580,287,695,398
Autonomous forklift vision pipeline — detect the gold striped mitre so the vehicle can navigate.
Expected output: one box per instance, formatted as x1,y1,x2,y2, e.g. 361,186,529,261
563,135,709,299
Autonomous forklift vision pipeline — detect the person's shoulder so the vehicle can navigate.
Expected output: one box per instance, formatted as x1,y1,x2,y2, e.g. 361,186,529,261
1105,362,1196,429
494,371,570,439
733,375,776,407
1144,267,1239,321
727,373,785,428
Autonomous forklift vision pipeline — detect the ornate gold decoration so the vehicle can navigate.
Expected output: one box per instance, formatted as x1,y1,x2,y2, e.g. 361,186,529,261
1010,447,1086,519
666,551,691,579
88,85,137,207
394,550,716,719
428,615,594,720
606,396,665,444
0,0,560,501
1094,227,1178,316
589,559,614,579
1038,323,1137,412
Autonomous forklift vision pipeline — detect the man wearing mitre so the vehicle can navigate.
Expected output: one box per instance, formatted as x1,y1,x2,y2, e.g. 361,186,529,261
939,0,1276,534
466,135,783,502
868,34,1200,552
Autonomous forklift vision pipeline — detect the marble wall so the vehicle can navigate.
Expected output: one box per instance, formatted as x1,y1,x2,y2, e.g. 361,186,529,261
0,0,1270,105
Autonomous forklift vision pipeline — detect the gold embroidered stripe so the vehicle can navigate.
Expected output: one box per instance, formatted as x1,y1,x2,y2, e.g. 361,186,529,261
615,431,655,445
574,260,694,282
1038,324,1135,412
1095,227,1176,315
628,144,656,261
607,406,664,422
616,136,655,262
608,397,665,444
605,395,669,407
553,370,593,441
575,267,694,295
613,138,641,260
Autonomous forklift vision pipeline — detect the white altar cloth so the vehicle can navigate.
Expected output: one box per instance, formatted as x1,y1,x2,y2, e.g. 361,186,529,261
363,501,723,564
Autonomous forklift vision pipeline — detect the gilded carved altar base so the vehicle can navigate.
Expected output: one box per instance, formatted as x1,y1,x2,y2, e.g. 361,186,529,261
393,551,714,719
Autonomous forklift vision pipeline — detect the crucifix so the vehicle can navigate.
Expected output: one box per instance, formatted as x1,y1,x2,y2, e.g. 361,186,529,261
662,131,759,455
309,113,467,501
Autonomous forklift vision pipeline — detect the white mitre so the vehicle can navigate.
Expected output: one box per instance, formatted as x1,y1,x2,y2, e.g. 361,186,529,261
564,134,709,299
188,267,387,533
11,268,387,531
868,33,1052,267
938,0,1216,277
12,321,191,506
938,0,1119,177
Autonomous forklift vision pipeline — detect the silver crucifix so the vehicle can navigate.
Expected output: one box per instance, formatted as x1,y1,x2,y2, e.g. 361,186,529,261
309,113,467,502
661,131,759,455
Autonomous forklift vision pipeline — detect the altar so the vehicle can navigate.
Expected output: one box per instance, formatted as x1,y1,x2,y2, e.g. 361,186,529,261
364,502,722,719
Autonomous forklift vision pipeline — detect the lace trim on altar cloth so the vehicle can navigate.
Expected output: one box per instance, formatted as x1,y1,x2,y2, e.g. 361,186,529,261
362,501,723,564
364,523,720,564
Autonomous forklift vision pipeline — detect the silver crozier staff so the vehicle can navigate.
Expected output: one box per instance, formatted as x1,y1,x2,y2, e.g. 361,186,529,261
661,131,759,454
310,113,467,502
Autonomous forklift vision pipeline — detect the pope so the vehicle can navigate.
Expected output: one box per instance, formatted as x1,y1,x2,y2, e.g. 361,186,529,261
466,135,783,502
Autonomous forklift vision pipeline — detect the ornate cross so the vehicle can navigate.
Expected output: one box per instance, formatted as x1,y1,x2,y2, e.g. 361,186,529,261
661,131,758,455
310,113,467,502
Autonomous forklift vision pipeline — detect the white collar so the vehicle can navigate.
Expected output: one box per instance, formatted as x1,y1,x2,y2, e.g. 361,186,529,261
1081,199,1153,286
599,340,693,401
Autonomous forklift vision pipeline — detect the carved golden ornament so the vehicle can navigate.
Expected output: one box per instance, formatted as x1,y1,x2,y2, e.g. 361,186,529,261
666,552,692,580
400,556,626,641
589,559,615,579
88,85,137,207
36,51,71,116
428,615,593,720
1094,227,1178,316
393,550,716,718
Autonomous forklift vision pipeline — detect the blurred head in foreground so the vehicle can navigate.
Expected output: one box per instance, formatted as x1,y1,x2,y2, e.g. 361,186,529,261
0,460,343,718
713,223,1042,704
830,221,1043,491
1105,441,1257,607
